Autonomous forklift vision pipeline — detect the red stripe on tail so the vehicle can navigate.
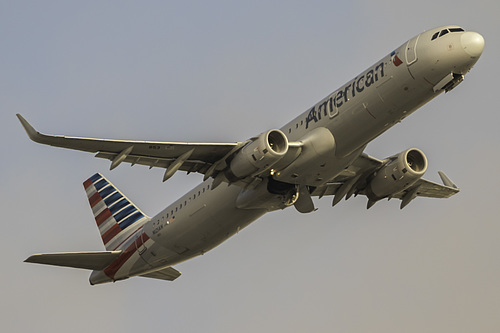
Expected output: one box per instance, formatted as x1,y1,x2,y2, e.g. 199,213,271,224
83,178,93,190
101,224,122,244
89,192,102,208
103,232,150,279
96,209,113,226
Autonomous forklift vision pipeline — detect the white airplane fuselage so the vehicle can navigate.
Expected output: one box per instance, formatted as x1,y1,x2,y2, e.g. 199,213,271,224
84,26,484,284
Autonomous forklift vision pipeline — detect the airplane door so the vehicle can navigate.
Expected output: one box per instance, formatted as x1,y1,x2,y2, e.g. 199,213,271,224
405,35,419,65
327,97,338,118
376,76,398,115
135,232,147,255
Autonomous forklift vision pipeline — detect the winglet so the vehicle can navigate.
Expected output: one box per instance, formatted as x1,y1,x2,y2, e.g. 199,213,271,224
16,114,45,143
438,171,458,189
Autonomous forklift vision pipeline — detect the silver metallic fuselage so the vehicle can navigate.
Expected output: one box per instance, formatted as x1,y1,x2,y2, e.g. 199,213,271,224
90,26,484,284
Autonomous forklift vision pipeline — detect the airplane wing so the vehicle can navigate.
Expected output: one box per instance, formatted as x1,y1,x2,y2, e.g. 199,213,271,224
17,114,244,182
311,154,459,209
17,114,459,207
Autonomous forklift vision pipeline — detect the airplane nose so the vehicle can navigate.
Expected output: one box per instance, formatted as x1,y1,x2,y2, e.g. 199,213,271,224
461,31,484,58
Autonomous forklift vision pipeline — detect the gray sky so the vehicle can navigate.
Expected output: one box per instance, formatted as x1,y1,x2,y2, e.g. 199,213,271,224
2,1,499,332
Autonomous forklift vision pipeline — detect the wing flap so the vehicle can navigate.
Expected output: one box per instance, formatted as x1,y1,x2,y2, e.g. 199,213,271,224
139,267,181,281
24,251,122,270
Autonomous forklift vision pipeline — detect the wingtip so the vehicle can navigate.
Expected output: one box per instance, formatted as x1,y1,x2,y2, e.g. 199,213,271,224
438,171,458,189
16,114,40,141
24,254,40,264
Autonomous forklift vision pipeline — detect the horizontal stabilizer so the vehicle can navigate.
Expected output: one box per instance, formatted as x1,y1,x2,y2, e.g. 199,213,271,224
139,267,181,281
25,251,122,270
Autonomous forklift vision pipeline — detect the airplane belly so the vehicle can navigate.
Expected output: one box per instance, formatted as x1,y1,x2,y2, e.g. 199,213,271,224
147,184,266,266
193,205,266,253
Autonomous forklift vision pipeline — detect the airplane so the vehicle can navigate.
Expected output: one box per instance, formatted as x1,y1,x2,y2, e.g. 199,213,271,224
18,25,484,285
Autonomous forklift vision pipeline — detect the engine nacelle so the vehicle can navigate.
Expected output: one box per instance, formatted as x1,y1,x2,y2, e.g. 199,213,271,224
272,127,336,184
228,129,288,179
366,148,427,199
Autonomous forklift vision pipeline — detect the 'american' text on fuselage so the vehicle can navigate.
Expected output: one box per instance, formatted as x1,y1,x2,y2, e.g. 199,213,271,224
306,62,386,128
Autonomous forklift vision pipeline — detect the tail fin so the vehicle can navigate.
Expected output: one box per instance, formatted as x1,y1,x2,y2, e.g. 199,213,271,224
83,173,149,250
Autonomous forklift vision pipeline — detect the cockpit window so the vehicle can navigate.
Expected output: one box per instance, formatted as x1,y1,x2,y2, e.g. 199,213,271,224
431,27,465,41
439,29,449,37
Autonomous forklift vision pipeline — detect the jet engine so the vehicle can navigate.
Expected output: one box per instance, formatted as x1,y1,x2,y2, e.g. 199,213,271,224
228,129,288,179
366,148,427,199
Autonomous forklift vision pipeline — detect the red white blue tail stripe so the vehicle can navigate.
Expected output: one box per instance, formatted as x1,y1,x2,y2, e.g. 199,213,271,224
83,173,149,250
